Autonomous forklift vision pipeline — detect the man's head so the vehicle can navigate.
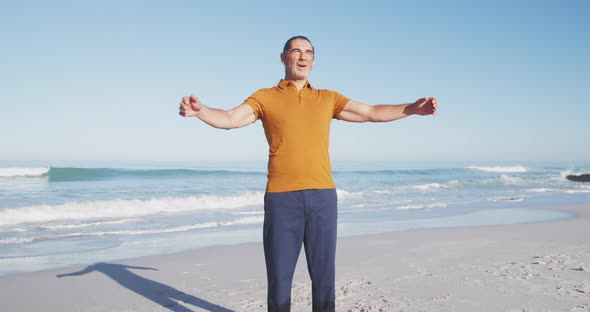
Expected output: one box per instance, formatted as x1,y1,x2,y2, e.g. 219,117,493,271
281,36,315,81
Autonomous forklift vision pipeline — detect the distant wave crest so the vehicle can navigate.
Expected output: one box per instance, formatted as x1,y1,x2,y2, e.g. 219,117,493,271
0,167,50,178
466,165,527,173
0,167,265,181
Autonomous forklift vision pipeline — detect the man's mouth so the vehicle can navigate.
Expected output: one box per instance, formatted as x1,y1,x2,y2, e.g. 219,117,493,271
297,63,307,69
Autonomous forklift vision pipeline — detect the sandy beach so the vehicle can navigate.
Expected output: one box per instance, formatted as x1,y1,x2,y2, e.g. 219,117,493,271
1,204,588,312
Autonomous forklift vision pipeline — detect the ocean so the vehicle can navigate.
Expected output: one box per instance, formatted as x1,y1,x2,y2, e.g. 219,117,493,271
1,162,589,276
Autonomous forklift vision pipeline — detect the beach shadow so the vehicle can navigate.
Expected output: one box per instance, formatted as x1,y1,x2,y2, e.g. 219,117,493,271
57,262,234,312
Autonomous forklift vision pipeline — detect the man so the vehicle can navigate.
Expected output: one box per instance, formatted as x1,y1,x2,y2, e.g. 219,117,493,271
179,35,437,312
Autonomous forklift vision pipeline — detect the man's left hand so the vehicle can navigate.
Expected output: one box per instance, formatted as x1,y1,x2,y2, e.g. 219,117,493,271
413,97,438,116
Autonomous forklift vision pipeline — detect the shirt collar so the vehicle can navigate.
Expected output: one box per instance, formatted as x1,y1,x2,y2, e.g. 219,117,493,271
277,79,313,90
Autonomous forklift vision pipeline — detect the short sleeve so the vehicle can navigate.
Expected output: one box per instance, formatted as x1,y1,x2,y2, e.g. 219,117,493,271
331,91,350,118
244,89,267,121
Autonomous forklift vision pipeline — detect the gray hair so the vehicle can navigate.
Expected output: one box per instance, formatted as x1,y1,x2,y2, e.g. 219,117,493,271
282,36,314,55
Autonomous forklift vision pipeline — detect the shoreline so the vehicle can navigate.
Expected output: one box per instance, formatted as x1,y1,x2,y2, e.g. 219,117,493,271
1,204,589,311
0,204,573,278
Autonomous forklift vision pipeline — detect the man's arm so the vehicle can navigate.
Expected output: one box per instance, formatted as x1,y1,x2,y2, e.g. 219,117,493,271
179,94,256,129
337,97,438,123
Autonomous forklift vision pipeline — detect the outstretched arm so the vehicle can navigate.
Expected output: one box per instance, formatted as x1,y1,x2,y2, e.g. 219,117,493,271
337,97,438,123
56,265,96,278
179,94,256,130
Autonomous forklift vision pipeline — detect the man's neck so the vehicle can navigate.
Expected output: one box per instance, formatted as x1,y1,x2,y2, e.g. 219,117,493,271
285,78,308,91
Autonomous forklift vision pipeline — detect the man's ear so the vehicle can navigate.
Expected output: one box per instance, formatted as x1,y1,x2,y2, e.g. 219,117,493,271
280,53,285,64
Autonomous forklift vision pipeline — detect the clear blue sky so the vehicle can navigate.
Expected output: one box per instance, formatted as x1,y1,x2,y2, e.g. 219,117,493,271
1,0,589,165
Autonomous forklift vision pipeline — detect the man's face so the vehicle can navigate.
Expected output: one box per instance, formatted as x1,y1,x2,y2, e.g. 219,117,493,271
281,39,314,81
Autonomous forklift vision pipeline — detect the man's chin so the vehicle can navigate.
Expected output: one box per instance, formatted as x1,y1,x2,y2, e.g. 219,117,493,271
293,73,310,80
286,70,310,81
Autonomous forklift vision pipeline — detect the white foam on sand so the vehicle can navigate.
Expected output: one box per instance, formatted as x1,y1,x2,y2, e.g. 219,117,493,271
0,216,265,245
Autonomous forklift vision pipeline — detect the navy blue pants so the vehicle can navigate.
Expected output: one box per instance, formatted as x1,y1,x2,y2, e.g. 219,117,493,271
263,189,338,312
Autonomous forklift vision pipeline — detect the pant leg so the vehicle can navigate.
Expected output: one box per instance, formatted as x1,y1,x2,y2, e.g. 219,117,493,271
303,189,338,312
264,191,306,312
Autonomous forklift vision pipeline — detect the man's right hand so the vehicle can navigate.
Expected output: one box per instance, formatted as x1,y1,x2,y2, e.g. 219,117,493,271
179,94,203,117
177,95,256,129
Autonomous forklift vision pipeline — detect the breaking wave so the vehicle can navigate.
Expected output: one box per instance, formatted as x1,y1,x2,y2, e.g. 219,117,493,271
0,192,264,227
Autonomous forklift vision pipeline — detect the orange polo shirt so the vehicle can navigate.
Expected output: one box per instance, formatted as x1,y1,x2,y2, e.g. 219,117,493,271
245,80,350,192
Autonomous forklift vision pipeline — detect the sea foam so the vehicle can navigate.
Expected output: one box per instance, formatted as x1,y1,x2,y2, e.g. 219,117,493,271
397,202,448,210
0,216,265,245
500,175,525,185
412,183,448,191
